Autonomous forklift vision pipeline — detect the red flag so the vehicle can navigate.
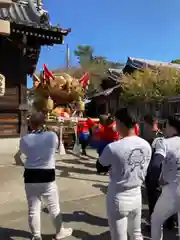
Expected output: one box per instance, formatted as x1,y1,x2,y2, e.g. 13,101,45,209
79,72,89,88
43,64,55,81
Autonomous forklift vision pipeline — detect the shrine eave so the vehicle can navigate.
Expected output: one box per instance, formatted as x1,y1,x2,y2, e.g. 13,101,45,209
0,0,71,44
11,23,71,44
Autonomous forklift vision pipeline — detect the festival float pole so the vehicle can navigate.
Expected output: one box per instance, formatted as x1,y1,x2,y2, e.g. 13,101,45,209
58,118,66,155
73,117,81,156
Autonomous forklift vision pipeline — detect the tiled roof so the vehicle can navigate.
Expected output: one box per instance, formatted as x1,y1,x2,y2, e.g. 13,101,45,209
0,0,41,25
90,84,120,98
0,0,71,42
107,68,124,82
127,57,180,70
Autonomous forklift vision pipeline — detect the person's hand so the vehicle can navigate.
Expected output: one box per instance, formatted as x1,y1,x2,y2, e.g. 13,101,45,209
152,137,164,149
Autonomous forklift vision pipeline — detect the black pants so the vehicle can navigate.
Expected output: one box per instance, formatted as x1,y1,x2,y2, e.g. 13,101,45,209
79,138,89,154
96,146,110,174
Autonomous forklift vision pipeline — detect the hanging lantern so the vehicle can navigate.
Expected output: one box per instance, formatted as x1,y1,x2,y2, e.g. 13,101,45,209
46,97,54,111
0,19,10,36
0,74,5,96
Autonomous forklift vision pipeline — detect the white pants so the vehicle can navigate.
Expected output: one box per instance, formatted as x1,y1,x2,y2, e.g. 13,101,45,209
107,186,143,240
25,181,62,238
151,182,180,240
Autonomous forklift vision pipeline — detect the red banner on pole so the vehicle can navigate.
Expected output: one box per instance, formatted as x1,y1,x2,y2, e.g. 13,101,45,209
43,64,55,81
79,72,89,89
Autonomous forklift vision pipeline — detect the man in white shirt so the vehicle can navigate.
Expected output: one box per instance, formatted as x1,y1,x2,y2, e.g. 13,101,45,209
151,115,180,240
20,112,72,240
99,108,152,240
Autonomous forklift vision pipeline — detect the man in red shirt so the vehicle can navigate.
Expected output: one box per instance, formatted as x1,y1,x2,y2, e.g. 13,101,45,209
94,115,120,174
77,119,90,156
102,117,120,142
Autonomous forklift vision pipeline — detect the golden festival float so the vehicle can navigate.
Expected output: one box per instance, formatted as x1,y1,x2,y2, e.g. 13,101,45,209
32,64,87,118
30,64,89,150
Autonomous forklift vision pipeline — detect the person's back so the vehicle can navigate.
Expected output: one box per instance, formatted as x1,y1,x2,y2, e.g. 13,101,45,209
21,131,58,169
162,136,180,184
20,112,72,240
106,136,151,192
99,108,152,240
151,116,180,240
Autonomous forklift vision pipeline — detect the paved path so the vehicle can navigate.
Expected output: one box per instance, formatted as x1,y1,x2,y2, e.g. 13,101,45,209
0,150,108,216
0,150,178,239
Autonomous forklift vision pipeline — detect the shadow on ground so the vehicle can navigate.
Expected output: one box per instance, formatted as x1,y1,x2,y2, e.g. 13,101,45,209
63,209,110,239
92,184,107,194
1,207,178,240
72,230,109,239
0,227,63,240
56,165,96,178
63,211,108,227
66,150,98,161
85,154,97,160
0,228,30,240
60,158,96,170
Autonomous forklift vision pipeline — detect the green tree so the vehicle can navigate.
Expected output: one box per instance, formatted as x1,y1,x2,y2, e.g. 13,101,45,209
74,45,123,69
171,59,180,64
108,61,124,69
74,45,94,65
120,67,180,103
92,56,107,65
74,45,124,94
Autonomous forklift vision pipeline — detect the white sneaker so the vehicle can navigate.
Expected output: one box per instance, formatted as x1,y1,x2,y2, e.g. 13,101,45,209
55,228,73,239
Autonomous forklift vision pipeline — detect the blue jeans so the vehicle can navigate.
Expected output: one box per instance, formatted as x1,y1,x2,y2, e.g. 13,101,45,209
79,133,89,153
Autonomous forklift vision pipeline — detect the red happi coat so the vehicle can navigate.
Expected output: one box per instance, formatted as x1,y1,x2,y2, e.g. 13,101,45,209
77,120,89,134
101,121,120,142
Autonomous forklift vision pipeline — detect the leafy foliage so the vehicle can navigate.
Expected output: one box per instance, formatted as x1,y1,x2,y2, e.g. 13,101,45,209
73,45,123,93
171,59,180,64
74,45,94,65
120,67,180,103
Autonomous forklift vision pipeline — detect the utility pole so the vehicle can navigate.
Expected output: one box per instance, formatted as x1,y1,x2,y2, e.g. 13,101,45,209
66,44,70,68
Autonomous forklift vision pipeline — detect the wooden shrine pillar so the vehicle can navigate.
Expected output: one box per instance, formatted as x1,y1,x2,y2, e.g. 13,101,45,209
0,36,27,137
19,81,28,136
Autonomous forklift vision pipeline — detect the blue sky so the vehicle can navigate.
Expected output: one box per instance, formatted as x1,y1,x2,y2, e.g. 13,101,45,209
28,0,180,87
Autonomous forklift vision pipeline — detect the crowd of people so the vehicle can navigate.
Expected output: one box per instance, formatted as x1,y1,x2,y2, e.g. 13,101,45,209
20,109,180,240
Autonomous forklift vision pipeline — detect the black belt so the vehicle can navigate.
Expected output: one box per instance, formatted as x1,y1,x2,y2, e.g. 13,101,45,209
24,168,55,183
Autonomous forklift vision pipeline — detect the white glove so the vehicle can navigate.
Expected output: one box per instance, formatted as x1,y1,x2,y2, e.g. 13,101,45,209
152,137,166,157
